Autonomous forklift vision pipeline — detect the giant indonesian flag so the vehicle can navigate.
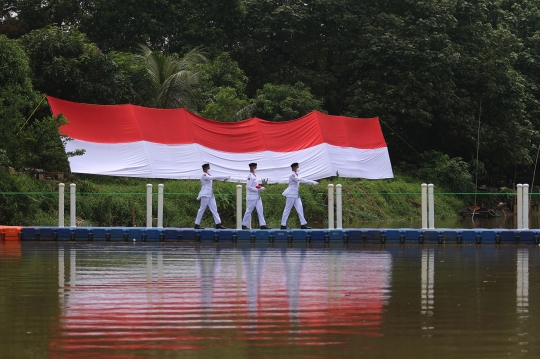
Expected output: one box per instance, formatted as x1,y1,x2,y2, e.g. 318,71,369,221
48,96,393,182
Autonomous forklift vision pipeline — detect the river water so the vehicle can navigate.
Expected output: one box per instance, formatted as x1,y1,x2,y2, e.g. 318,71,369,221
1,241,539,359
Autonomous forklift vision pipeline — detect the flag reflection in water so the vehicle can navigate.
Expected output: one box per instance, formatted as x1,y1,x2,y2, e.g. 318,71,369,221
0,241,21,261
49,245,392,357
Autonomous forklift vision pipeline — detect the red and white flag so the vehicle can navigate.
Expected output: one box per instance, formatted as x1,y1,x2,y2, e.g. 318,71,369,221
48,96,393,182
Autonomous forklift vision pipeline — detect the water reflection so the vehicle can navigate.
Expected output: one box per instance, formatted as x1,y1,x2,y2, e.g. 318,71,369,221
70,249,76,287
0,240,21,260
421,248,434,322
281,248,305,325
517,248,529,317
49,244,392,355
58,247,77,305
197,248,220,310
242,247,265,315
420,248,435,335
2,243,537,358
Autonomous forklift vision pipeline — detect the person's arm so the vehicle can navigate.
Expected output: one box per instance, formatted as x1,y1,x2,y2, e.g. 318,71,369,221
294,174,318,185
246,176,261,193
303,179,318,185
211,175,230,181
290,174,303,183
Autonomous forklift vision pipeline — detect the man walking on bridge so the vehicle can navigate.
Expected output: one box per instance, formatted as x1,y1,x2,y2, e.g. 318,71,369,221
241,163,270,230
280,162,318,229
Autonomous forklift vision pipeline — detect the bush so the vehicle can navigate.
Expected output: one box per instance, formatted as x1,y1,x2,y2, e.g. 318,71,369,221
415,151,475,193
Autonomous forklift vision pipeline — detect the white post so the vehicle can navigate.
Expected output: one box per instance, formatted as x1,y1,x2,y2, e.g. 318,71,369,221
517,184,523,230
146,184,152,228
58,183,65,227
428,184,435,229
236,185,242,229
523,184,529,230
336,184,343,229
421,183,428,230
69,183,76,227
328,184,335,229
157,184,164,228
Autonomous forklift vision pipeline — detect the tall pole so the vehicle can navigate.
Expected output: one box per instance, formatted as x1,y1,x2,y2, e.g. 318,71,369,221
421,184,428,229
58,183,65,227
146,184,153,228
428,184,435,229
517,184,523,230
336,184,343,229
523,184,529,230
157,184,164,228
328,184,334,229
70,183,76,227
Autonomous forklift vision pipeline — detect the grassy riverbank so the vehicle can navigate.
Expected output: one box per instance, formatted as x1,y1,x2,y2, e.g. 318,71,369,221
0,171,479,228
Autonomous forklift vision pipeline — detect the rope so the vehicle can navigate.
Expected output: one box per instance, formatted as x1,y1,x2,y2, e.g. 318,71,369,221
0,191,530,196
378,117,422,156
16,94,47,135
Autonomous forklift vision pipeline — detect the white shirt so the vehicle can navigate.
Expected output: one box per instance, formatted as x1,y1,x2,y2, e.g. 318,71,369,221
197,172,229,199
282,171,318,198
246,172,264,199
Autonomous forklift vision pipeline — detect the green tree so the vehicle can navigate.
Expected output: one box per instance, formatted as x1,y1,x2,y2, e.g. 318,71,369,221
200,87,252,121
0,33,39,168
20,27,130,104
234,0,369,113
501,0,540,152
0,0,83,38
132,44,207,109
251,82,324,121
75,0,245,55
195,53,253,121
0,34,69,172
448,1,533,172
16,115,71,172
416,151,475,193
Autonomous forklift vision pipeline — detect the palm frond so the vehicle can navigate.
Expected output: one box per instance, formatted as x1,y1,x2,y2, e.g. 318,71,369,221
132,44,207,109
232,103,257,122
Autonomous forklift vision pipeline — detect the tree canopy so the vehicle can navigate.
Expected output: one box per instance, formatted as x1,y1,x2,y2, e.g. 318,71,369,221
2,0,540,182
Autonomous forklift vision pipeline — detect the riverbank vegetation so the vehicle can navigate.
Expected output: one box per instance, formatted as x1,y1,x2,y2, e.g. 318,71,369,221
0,171,470,228
2,1,540,225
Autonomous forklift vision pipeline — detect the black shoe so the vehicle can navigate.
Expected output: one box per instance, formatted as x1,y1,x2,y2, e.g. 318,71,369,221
215,223,227,229
300,225,311,229
260,225,270,230
280,225,288,229
242,225,249,230
194,224,204,229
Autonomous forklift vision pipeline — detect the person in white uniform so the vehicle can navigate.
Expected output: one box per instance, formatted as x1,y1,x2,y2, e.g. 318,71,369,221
280,162,318,229
241,163,270,230
194,163,230,229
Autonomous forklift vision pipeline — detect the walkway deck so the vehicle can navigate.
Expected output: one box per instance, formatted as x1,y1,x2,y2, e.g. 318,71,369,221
1,226,538,244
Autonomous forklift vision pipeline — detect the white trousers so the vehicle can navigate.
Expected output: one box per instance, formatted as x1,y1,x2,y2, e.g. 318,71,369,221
281,197,307,226
195,196,221,225
242,198,266,227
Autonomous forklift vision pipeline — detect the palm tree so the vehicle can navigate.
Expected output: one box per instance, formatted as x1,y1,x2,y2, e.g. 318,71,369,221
132,45,207,109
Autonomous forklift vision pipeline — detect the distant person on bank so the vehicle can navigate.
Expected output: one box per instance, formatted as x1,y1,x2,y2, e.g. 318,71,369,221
194,163,229,229
242,163,270,230
280,162,318,229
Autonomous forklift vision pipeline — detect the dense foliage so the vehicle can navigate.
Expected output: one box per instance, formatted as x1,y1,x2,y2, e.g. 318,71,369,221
3,0,540,199
0,173,465,227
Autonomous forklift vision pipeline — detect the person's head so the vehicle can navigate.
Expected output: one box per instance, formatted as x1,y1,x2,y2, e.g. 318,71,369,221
202,163,210,173
249,162,257,172
291,162,299,171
